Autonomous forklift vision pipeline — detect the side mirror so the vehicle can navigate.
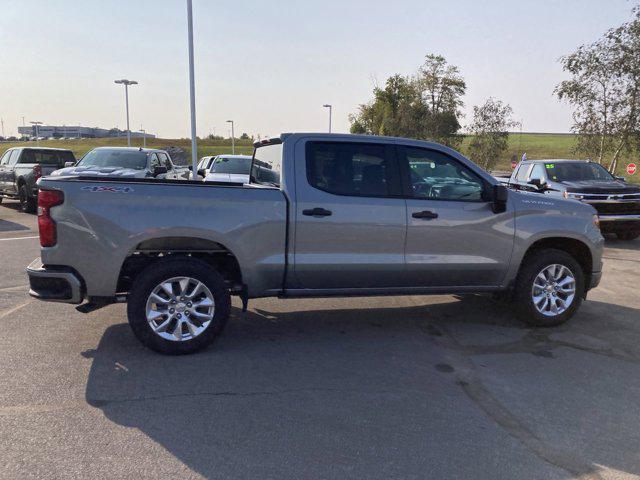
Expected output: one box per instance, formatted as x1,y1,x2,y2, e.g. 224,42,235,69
615,175,626,182
64,161,75,168
528,177,547,191
153,165,168,177
492,184,508,213
197,169,206,177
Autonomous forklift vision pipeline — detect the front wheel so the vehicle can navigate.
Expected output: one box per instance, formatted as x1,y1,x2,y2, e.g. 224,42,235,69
127,258,231,354
514,249,585,327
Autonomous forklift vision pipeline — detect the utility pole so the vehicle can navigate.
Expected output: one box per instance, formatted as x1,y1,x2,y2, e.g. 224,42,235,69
323,104,332,133
114,79,138,147
140,128,147,148
186,0,198,179
30,121,43,146
227,120,235,154
1,118,4,138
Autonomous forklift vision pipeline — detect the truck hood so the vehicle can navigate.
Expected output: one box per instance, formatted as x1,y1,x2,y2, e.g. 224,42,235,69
560,179,640,194
511,189,596,216
51,166,147,178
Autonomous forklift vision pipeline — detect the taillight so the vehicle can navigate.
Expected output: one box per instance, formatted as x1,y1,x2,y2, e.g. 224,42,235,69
33,164,42,181
38,190,64,247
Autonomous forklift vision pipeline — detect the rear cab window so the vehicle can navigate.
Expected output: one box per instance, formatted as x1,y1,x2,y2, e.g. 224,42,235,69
252,140,282,187
19,150,66,166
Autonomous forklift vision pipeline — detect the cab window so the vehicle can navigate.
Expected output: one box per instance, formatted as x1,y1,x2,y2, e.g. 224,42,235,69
305,141,399,197
529,164,546,182
515,163,531,182
400,147,484,201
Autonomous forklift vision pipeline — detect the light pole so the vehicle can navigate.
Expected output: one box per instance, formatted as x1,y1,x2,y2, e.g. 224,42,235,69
186,0,198,179
30,121,43,146
114,79,138,147
140,128,147,148
323,104,332,133
226,120,235,154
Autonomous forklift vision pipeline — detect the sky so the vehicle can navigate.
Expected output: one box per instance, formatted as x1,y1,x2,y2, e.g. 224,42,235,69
0,0,637,139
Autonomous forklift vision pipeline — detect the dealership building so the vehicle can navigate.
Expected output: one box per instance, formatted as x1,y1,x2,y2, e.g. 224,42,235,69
17,125,154,139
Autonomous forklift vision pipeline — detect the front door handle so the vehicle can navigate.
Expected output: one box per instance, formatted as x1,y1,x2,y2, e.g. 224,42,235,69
302,207,332,217
412,210,438,219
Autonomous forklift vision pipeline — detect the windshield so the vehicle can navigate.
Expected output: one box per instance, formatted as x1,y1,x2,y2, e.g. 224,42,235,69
210,156,252,174
545,162,614,182
77,150,148,170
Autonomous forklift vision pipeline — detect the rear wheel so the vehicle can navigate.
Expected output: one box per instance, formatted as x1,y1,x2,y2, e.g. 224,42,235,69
18,184,36,214
616,231,640,241
127,258,231,355
514,249,584,327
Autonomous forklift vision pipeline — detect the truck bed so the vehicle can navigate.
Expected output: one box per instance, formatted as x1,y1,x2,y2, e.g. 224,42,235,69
37,176,288,298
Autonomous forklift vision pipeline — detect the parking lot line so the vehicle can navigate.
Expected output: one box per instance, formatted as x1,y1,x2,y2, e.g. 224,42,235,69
0,235,39,242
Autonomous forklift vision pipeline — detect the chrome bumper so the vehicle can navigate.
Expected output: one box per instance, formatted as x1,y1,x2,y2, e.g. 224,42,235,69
26,258,84,304
598,214,640,222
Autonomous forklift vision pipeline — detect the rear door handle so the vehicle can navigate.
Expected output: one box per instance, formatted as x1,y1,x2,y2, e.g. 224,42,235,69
412,210,438,219
302,207,332,217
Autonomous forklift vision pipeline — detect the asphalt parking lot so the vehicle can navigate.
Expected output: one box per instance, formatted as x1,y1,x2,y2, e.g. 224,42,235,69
1,198,639,480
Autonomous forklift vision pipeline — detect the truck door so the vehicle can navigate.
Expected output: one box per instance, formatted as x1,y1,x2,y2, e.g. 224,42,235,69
2,150,21,193
292,140,407,290
0,150,12,191
399,146,515,287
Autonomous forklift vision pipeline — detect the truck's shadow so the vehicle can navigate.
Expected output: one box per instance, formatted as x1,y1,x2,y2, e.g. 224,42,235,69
83,296,640,479
0,218,30,232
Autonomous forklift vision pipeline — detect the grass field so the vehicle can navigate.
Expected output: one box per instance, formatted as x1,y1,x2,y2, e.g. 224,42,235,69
1,133,638,182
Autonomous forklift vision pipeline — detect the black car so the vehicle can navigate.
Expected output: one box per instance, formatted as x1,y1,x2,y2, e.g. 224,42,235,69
508,159,640,240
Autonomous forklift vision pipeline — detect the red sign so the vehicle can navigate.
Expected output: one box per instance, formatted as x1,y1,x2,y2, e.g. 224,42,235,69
627,163,637,175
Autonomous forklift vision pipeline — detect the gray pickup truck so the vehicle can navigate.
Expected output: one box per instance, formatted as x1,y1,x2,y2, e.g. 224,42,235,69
0,147,76,212
27,133,604,354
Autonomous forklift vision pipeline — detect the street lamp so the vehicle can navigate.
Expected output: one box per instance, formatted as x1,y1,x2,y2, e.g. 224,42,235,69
226,120,235,154
30,121,43,146
323,104,332,133
114,79,138,147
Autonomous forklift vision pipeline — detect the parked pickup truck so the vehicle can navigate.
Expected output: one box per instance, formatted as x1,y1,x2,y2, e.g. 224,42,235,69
0,147,76,213
51,147,190,180
507,159,640,240
27,133,604,355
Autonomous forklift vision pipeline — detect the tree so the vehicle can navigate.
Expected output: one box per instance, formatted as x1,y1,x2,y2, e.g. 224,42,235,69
350,54,466,147
240,133,251,140
555,7,640,172
467,98,518,171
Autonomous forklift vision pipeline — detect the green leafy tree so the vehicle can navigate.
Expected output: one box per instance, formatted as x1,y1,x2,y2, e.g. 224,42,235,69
556,7,640,172
467,98,518,171
350,54,466,147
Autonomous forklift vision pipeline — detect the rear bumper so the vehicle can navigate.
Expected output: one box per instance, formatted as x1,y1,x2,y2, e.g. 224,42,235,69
26,258,84,304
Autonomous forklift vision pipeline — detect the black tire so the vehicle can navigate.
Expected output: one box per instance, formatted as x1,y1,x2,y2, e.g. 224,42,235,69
18,184,36,214
616,231,640,241
514,248,585,327
127,257,231,355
